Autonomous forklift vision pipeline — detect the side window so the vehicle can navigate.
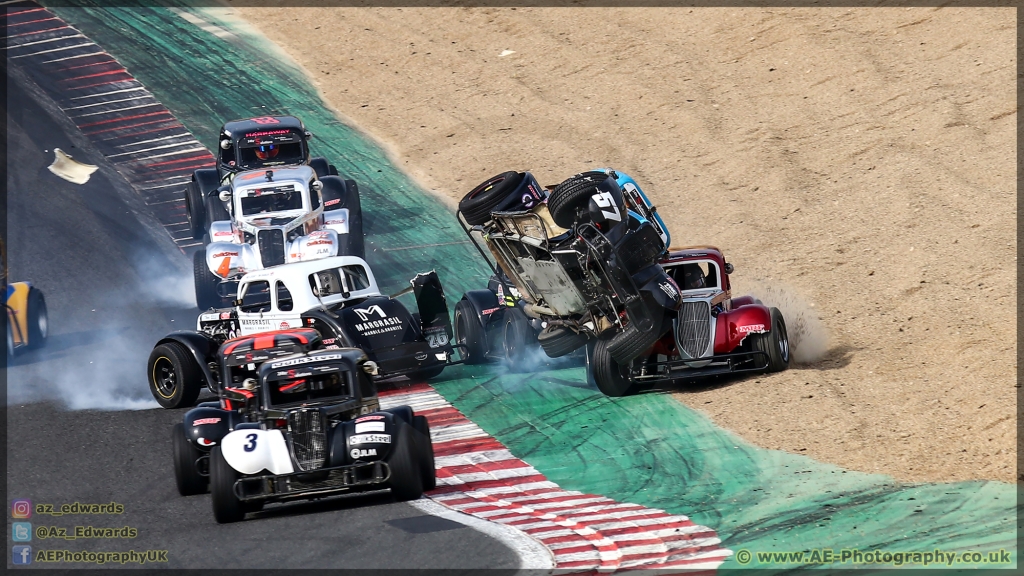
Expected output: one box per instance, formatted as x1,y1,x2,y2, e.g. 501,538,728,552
276,281,293,312
343,266,370,291
219,142,235,167
704,263,719,288
308,180,320,210
239,281,271,313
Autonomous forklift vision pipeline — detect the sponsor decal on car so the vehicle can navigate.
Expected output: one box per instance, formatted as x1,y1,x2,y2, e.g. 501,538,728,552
350,448,377,459
659,281,679,299
353,305,387,322
414,352,429,361
322,338,336,345
213,230,233,237
280,321,289,329
240,318,274,330
193,418,222,426
268,354,344,369
349,433,391,445
325,198,341,207
355,415,385,423
200,313,220,322
307,239,332,246
309,230,330,238
481,307,500,315
737,324,765,333
355,421,386,434
212,251,239,258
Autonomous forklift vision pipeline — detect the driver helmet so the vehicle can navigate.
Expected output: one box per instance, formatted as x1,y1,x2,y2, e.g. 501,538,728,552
681,264,706,289
255,144,279,160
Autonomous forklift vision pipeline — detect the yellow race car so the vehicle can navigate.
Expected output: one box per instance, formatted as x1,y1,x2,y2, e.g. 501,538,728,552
3,239,47,356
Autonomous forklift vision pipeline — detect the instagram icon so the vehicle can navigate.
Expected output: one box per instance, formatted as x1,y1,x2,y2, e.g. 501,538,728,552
11,500,31,519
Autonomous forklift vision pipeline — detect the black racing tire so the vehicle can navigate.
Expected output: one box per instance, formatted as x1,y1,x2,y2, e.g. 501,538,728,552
387,423,424,502
6,318,15,358
147,342,204,409
548,171,614,228
459,171,523,225
172,423,208,496
412,415,437,491
209,447,245,523
26,288,47,349
309,157,331,178
193,248,221,311
537,326,588,358
501,307,533,365
320,177,364,259
453,299,488,364
205,194,231,225
408,363,445,381
185,181,205,240
607,309,665,365
591,337,639,397
750,307,790,373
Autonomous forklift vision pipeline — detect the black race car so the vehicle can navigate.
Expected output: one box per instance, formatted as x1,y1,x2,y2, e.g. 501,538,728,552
148,256,458,409
169,327,436,523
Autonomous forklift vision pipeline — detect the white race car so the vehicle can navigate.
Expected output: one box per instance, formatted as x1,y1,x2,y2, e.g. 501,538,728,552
193,165,360,309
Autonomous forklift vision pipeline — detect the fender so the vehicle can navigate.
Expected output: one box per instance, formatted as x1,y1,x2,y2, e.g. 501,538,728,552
328,411,401,467
606,169,671,247
193,168,221,197
729,295,762,309
322,208,349,236
714,304,772,354
221,428,294,475
634,264,683,312
182,406,236,450
320,176,363,259
207,220,236,243
206,241,244,278
461,289,501,328
289,229,339,262
411,271,453,351
155,331,218,393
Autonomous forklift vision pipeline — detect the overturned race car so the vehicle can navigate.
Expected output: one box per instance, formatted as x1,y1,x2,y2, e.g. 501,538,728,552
454,169,788,396
193,165,362,309
169,330,435,523
149,256,457,409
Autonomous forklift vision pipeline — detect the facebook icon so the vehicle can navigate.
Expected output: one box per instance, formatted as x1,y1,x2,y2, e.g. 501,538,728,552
12,545,32,565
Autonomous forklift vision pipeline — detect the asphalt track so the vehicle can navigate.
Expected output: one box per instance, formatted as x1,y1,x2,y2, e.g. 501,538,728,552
5,56,519,570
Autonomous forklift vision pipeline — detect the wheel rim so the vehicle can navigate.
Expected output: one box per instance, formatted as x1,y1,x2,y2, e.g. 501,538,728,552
777,318,790,362
454,310,470,359
36,305,48,339
152,356,177,399
503,321,517,362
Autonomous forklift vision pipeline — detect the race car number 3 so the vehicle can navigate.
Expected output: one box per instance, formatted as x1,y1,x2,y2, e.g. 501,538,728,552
243,434,258,452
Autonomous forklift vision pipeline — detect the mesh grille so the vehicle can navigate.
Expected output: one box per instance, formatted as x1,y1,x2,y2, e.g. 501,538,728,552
288,409,327,471
675,301,711,359
258,228,285,268
618,223,664,274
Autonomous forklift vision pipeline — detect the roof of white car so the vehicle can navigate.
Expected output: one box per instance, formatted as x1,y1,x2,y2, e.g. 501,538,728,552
231,165,315,189
239,255,371,283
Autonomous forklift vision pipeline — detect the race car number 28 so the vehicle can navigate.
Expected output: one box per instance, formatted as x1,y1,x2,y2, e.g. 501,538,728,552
426,332,449,349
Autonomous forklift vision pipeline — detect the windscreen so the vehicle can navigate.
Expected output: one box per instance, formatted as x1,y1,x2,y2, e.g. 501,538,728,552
308,265,370,296
237,130,305,169
268,370,350,407
239,184,303,216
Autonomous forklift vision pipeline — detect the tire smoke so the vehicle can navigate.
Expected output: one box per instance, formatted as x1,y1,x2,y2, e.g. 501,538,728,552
743,281,830,364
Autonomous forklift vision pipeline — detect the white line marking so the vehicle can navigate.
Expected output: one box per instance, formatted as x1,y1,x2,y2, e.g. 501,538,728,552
40,50,105,64
10,42,96,59
112,147,207,162
410,499,553,570
63,95,156,111
136,178,190,190
71,102,162,118
107,142,201,158
114,133,193,148
68,86,146,100
4,33,84,50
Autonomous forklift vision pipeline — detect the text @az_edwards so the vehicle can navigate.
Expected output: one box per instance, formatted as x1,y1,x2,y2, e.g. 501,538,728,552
30,550,168,565
734,548,1014,567
34,502,124,516
34,525,137,540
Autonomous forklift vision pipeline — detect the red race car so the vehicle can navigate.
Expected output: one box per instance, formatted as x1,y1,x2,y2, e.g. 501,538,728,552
586,246,790,396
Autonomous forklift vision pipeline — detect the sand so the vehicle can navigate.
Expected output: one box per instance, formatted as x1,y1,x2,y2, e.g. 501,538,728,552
232,5,1016,484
